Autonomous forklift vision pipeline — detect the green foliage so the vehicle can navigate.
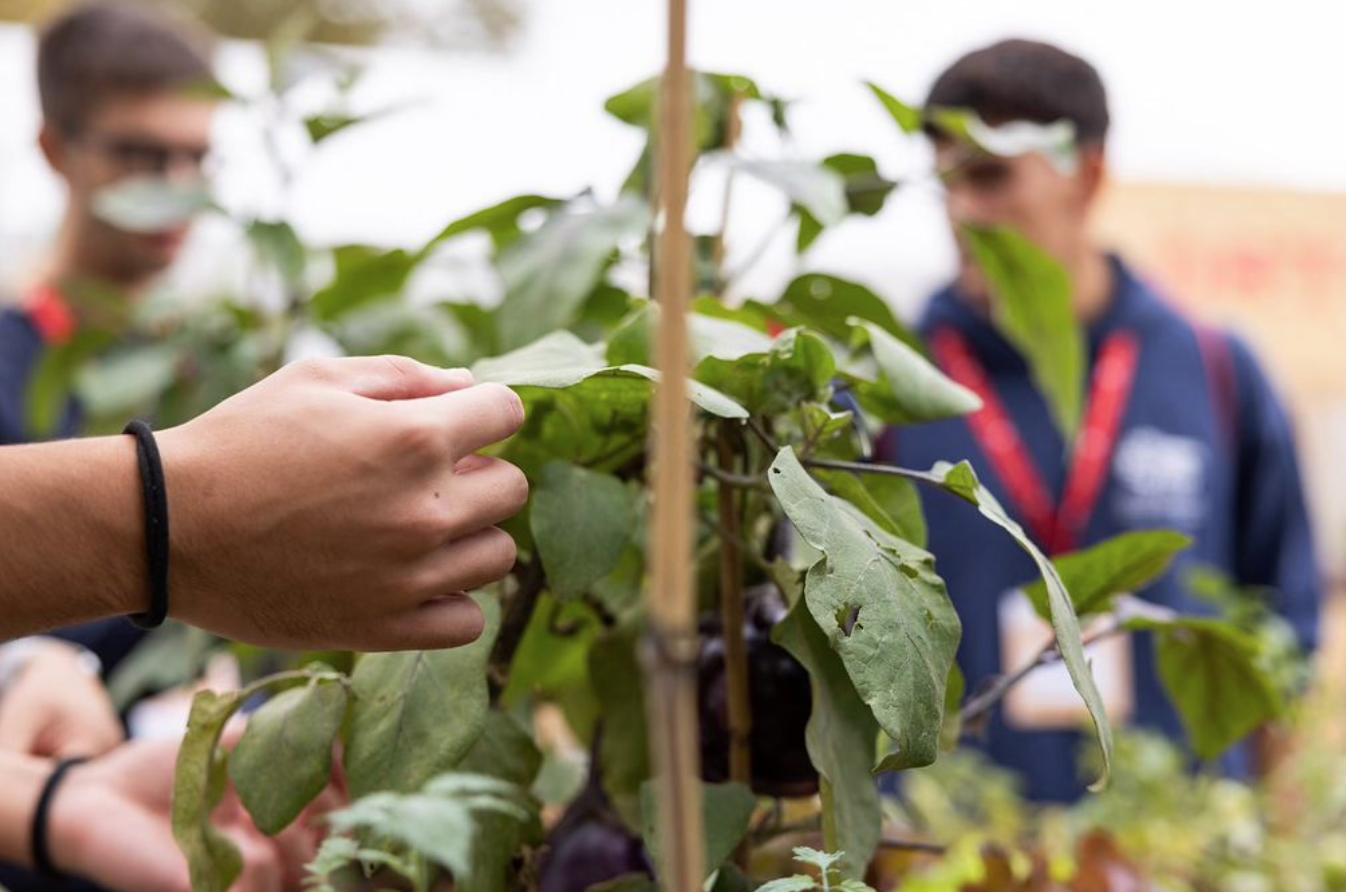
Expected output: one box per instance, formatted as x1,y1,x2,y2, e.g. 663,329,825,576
530,461,637,597
773,598,882,879
867,82,923,135
963,225,1085,441
344,593,500,798
756,847,878,892
172,690,246,892
1022,530,1193,619
229,676,349,835
639,781,756,880
844,321,982,425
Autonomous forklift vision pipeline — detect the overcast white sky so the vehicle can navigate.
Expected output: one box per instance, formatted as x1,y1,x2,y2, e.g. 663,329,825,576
1,0,1344,310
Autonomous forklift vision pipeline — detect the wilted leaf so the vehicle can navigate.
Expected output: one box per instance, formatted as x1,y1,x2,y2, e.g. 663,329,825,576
172,690,245,892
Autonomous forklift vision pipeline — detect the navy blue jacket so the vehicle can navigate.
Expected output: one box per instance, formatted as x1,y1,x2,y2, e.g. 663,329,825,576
1,306,145,671
881,256,1321,802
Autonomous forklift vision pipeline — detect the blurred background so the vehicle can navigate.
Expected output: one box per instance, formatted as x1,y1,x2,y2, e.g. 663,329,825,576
2,0,1345,589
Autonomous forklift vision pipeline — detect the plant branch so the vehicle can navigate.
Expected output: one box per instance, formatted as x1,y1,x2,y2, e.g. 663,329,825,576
698,462,768,490
958,612,1127,727
488,559,546,699
744,416,779,453
715,426,753,872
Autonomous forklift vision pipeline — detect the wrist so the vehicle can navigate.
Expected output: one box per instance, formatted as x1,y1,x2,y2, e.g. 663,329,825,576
0,753,51,866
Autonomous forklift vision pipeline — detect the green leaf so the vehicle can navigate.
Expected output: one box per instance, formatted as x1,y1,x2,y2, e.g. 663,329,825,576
604,71,762,153
696,328,836,416
772,600,881,880
25,328,116,438
814,468,926,549
325,773,532,883
74,344,182,419
845,321,982,425
756,877,818,892
717,155,847,227
247,219,307,286
457,713,546,892
963,225,1084,441
593,631,650,828
793,847,844,872
1126,617,1284,761
933,460,1113,788
172,689,245,892
607,303,775,371
344,593,500,798
473,330,748,419
531,461,636,597
496,196,650,349
425,193,563,254
640,781,756,879
768,447,961,771
867,82,923,134
310,245,419,321
796,154,896,252
776,274,914,347
501,594,602,707
229,678,348,835
1022,531,1193,620
91,176,215,233
940,662,965,753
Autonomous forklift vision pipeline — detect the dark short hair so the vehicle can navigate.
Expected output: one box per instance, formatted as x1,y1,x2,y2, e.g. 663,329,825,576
925,38,1110,145
37,1,215,133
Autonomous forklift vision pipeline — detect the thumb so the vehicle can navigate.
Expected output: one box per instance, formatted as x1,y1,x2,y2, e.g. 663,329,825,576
292,355,475,402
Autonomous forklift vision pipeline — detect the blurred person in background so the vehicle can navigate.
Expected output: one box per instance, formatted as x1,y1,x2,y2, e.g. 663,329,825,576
880,38,1321,801
0,1,220,678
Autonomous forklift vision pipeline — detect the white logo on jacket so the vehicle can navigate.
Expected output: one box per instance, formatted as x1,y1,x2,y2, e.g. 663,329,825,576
1112,426,1208,530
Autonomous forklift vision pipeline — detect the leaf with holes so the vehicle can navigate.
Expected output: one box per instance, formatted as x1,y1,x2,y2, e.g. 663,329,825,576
767,447,961,772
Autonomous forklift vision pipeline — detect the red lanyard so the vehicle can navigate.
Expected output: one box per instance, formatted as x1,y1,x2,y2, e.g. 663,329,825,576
932,328,1141,555
24,284,76,345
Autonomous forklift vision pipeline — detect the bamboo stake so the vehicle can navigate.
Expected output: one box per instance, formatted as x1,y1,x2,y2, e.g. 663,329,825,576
645,0,705,888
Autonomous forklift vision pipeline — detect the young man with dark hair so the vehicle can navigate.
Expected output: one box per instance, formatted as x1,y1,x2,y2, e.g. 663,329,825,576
0,2,221,680
882,39,1320,801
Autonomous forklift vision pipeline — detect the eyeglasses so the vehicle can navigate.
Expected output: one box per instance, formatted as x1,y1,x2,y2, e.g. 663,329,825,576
74,132,215,177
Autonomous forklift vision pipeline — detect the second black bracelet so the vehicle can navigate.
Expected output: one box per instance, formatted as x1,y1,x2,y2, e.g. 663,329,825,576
123,419,170,629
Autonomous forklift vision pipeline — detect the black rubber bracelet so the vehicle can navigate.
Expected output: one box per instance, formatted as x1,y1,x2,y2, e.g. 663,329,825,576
31,757,89,879
124,419,170,629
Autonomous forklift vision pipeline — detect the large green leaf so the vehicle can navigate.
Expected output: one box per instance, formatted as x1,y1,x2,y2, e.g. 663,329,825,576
696,328,836,416
1127,617,1284,761
531,461,636,597
472,330,748,419
1022,531,1193,620
606,302,775,368
172,690,245,892
845,321,982,425
229,677,348,835
767,448,961,772
425,193,563,254
933,460,1113,788
776,274,914,347
344,593,500,798
500,594,602,708
325,773,532,884
867,82,923,135
75,344,182,419
592,631,649,828
457,712,546,892
772,599,881,880
495,197,650,349
963,225,1084,441
639,781,756,880
309,245,419,322
247,219,307,287
715,155,847,227
813,468,926,549
91,176,215,233
796,154,896,253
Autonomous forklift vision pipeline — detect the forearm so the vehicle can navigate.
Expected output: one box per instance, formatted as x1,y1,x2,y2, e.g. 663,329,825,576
0,751,48,866
0,437,142,639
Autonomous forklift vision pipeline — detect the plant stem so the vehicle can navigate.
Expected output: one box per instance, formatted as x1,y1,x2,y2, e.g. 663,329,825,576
715,427,753,871
958,613,1126,727
698,462,768,490
487,560,545,699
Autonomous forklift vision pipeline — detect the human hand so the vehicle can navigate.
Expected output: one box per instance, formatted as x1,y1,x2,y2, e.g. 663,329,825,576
0,640,122,758
155,356,528,651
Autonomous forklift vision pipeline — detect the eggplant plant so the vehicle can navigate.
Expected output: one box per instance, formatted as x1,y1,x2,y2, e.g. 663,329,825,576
35,64,1294,891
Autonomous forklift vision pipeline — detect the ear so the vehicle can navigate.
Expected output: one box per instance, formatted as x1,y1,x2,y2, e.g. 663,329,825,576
1076,144,1107,206
38,122,71,177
